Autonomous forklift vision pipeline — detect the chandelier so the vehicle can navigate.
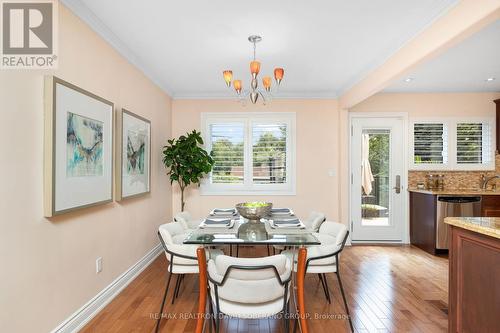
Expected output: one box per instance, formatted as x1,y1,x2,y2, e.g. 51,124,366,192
222,35,284,104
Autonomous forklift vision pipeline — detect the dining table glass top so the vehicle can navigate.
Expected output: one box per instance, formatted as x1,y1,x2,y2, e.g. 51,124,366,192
183,210,320,245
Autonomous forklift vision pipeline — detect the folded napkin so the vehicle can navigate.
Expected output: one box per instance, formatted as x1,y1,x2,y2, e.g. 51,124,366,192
214,208,236,213
271,208,291,213
212,208,237,215
204,218,231,225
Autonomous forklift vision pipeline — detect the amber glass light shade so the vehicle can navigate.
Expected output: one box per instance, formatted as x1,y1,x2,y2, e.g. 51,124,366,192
223,70,233,87
233,80,242,94
274,68,284,84
250,61,261,75
262,76,272,91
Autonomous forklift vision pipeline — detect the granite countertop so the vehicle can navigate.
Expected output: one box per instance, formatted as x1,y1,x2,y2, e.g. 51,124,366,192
445,217,500,239
408,188,500,195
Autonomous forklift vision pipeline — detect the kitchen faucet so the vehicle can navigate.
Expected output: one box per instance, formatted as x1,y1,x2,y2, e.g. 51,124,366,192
481,174,500,189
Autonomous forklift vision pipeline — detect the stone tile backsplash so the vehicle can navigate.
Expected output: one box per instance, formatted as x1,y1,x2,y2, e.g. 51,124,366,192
408,153,500,190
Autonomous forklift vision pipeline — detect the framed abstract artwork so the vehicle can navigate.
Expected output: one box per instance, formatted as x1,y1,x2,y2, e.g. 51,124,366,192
115,109,151,200
44,76,114,217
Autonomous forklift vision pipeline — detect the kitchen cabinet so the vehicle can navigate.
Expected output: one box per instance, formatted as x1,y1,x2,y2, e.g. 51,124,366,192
448,221,500,333
481,195,500,217
409,191,438,254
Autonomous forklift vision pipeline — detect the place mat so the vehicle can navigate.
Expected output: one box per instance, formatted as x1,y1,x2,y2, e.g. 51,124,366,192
198,220,239,234
264,221,312,235
273,218,300,226
270,208,295,216
204,218,232,225
271,208,291,213
210,208,237,216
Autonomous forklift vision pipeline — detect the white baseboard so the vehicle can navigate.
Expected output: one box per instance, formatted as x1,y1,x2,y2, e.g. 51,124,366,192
51,244,162,333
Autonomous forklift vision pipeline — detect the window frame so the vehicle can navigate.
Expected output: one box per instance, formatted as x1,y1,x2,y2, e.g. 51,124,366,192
200,112,296,195
410,116,495,171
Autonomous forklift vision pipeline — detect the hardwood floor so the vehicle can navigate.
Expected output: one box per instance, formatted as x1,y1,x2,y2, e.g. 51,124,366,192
81,245,448,333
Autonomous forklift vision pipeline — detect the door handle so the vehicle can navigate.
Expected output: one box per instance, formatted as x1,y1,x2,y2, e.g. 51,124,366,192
393,175,401,194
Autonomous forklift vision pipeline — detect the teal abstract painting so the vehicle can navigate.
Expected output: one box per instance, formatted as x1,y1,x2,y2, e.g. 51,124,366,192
126,130,146,175
66,112,104,177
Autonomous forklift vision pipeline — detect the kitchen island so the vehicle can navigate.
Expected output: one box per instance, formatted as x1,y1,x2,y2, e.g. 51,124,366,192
445,217,500,333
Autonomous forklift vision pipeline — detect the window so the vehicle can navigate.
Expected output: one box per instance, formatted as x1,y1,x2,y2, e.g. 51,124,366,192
410,117,495,171
456,122,492,165
202,113,296,195
412,123,447,165
210,123,244,184
252,123,287,184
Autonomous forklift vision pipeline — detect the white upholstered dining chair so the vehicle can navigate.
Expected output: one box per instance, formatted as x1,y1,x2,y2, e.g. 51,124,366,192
173,211,203,231
207,254,292,332
303,211,327,232
155,222,222,333
283,221,353,332
273,211,326,254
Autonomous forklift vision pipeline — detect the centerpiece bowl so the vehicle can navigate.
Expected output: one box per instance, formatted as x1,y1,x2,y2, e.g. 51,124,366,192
236,202,273,222
235,202,272,240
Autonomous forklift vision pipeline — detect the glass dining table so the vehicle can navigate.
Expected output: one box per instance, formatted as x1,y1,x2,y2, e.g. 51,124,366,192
183,219,320,246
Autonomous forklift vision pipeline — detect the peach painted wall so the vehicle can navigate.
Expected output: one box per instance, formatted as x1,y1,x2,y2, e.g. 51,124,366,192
0,5,172,333
350,92,500,116
171,99,340,222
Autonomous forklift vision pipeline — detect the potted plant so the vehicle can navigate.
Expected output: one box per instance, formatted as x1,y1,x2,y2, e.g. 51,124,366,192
162,130,214,211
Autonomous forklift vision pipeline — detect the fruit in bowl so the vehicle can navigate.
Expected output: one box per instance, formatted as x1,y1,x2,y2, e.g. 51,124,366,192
236,202,273,222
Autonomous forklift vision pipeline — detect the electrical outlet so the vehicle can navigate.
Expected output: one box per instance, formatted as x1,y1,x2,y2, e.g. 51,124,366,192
96,257,102,274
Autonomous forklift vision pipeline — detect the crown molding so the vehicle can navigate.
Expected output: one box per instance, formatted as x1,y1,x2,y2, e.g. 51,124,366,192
173,91,339,100
61,0,174,97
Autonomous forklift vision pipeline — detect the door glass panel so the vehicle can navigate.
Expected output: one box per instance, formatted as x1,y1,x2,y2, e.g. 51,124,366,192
361,130,390,226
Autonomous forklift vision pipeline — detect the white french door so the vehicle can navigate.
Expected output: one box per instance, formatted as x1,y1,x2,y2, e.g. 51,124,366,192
350,116,406,242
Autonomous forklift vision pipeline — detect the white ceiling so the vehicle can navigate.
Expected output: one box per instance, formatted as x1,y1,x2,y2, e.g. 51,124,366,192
64,0,459,98
385,19,500,93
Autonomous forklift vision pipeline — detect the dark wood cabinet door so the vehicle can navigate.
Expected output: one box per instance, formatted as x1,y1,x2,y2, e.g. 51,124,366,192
481,195,500,217
449,226,500,333
410,192,437,254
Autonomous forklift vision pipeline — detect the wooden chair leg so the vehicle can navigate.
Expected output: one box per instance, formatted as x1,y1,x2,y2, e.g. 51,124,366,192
155,272,173,333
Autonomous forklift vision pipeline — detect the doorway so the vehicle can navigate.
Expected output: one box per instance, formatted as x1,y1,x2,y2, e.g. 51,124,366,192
350,115,407,242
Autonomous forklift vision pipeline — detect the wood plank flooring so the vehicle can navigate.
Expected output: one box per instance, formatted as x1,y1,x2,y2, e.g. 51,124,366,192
81,245,449,333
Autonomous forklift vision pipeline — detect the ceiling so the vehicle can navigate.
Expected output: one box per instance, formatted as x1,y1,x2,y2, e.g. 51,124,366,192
385,19,500,93
64,0,459,98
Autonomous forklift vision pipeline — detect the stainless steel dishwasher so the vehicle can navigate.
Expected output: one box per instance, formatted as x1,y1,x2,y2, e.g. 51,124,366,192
436,196,482,249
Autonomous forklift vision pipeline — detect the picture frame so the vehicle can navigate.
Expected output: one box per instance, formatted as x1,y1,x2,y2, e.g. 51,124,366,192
115,109,151,200
44,76,114,217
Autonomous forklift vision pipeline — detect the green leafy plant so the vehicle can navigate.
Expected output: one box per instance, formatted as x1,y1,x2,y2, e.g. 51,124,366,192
162,130,214,211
